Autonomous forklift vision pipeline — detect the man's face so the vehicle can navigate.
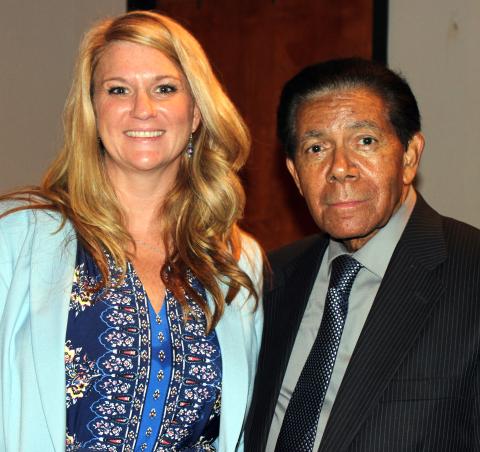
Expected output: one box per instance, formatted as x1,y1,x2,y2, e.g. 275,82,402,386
287,88,423,252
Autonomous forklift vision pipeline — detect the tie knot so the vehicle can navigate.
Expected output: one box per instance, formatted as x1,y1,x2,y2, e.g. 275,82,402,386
330,255,362,294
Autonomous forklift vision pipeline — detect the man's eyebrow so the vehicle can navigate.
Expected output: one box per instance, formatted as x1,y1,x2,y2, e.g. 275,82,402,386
348,120,382,131
302,130,325,139
299,121,383,141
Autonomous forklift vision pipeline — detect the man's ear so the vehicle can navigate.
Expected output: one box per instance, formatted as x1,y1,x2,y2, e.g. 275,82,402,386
286,157,304,196
403,132,425,185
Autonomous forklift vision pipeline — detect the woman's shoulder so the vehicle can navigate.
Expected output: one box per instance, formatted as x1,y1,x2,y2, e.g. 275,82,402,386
0,201,74,268
0,200,66,236
0,200,35,228
237,230,264,279
239,230,262,256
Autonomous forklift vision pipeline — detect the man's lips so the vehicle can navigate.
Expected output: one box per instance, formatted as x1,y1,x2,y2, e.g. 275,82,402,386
327,199,367,208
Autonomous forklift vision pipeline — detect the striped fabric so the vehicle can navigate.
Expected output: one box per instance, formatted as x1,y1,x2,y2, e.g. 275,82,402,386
245,195,480,451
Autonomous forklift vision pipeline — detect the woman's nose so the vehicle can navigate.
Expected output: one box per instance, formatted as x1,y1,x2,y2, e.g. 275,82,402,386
131,90,156,120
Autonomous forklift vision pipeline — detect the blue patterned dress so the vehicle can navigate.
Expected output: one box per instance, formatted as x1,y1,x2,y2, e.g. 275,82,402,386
65,244,222,451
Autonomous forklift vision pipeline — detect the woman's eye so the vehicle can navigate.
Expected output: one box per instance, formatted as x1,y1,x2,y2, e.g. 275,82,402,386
107,86,128,95
156,84,177,94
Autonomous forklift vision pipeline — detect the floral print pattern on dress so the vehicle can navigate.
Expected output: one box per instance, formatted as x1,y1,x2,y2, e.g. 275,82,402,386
65,340,99,408
65,245,221,452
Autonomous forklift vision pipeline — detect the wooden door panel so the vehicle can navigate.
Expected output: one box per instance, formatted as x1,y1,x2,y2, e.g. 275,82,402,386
153,0,373,249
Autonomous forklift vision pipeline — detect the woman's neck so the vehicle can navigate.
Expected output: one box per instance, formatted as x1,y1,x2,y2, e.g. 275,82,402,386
109,172,169,241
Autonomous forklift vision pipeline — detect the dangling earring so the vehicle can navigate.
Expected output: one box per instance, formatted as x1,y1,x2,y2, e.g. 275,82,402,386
186,134,194,158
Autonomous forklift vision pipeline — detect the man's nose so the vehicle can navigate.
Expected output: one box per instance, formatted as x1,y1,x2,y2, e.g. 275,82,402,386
326,146,359,183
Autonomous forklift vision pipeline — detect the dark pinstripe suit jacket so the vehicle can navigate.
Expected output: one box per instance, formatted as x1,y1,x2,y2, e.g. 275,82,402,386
245,196,480,451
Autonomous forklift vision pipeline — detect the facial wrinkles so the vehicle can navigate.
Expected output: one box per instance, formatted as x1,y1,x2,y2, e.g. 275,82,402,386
289,87,415,251
297,93,393,205
299,91,391,141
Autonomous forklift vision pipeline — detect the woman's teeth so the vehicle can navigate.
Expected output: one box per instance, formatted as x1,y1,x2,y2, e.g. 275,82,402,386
125,130,165,138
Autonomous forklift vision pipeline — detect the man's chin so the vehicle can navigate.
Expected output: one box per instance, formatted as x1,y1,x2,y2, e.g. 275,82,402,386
327,227,380,251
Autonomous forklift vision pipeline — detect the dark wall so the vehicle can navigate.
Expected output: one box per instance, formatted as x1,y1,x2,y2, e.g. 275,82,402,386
130,0,377,250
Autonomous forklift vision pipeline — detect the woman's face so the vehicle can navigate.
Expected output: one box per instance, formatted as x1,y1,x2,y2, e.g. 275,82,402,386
93,40,200,184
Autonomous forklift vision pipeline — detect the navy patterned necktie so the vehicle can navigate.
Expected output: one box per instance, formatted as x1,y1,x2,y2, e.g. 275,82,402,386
275,254,362,452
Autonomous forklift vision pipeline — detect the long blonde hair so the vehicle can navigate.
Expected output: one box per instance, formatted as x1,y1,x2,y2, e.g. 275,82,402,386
1,11,258,330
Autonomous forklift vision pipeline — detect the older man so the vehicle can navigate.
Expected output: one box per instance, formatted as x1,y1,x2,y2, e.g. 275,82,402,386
245,58,480,451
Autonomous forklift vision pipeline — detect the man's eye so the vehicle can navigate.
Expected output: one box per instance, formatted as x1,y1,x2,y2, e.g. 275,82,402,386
156,84,177,94
308,144,323,153
360,136,376,146
107,86,128,95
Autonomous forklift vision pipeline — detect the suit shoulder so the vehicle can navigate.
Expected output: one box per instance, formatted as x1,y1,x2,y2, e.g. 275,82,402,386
267,234,325,273
441,215,480,256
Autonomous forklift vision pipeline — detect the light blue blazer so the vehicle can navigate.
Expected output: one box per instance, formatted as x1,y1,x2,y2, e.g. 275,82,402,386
0,205,263,452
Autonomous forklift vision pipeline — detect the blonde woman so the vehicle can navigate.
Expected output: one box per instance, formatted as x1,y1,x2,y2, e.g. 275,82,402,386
0,11,263,452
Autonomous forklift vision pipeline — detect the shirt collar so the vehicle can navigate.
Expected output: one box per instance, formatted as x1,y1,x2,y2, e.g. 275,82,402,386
328,187,417,278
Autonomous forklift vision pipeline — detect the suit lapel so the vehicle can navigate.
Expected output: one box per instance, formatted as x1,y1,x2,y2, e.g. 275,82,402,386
272,238,328,378
319,197,447,451
251,236,328,447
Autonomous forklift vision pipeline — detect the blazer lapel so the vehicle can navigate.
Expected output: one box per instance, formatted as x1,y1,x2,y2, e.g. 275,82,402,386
252,236,328,447
319,197,447,451
29,214,76,450
272,238,328,379
215,303,248,451
215,273,261,451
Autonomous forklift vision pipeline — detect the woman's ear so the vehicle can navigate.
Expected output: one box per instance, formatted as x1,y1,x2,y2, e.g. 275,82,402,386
192,104,201,133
